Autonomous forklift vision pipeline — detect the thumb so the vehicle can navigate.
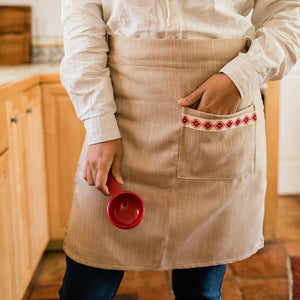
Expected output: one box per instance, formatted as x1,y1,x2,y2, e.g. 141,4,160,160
111,155,124,185
178,85,205,107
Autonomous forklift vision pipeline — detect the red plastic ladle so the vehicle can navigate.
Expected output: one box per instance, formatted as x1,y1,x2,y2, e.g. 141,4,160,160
106,173,145,229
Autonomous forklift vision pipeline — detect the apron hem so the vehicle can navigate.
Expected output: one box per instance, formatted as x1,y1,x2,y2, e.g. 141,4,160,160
62,239,264,271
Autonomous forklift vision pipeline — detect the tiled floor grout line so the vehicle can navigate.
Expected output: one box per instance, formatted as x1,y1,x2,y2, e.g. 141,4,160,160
276,224,296,300
230,265,246,300
163,271,174,300
233,274,289,280
286,256,294,300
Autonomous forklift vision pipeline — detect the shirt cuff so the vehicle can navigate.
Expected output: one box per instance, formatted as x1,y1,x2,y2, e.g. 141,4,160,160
219,52,261,100
83,113,121,145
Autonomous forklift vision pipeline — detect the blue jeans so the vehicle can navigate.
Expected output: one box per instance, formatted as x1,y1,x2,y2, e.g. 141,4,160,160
59,255,227,300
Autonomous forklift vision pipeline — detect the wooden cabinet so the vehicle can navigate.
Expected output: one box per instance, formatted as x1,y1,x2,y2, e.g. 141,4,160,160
0,151,16,300
5,84,49,299
1,78,85,298
42,83,85,240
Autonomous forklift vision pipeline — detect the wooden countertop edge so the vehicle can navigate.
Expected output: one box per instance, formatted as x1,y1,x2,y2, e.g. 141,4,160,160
0,73,61,102
39,73,61,83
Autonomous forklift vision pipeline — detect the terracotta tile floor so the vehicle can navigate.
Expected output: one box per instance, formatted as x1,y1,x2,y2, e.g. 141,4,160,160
25,195,300,300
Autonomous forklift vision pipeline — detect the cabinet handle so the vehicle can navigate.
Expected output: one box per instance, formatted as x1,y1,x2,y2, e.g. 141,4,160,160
10,117,18,123
26,108,33,113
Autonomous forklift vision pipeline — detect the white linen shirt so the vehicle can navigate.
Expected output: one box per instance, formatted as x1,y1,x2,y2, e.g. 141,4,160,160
60,0,300,146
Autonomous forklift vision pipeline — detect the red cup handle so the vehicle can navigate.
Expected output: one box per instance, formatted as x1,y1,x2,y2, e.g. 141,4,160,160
106,172,123,197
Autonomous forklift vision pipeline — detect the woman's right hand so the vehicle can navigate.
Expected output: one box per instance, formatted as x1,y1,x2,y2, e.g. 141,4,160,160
83,138,123,196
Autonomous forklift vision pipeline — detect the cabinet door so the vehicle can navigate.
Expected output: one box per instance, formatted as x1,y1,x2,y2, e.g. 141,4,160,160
24,86,49,270
6,85,50,298
0,151,15,300
7,106,32,299
42,83,85,240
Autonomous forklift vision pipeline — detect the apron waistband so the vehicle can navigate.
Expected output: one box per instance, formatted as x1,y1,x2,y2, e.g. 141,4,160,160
107,35,249,69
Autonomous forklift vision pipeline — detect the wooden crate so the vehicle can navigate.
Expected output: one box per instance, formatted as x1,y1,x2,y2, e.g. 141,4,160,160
0,6,31,64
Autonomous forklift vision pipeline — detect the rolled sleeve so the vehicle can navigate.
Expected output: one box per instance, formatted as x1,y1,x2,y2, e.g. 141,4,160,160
60,0,121,145
220,52,260,100
84,114,121,145
220,0,300,100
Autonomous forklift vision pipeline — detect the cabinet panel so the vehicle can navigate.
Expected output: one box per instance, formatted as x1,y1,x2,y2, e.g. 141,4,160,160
0,151,15,300
24,88,49,270
7,107,32,298
42,84,85,239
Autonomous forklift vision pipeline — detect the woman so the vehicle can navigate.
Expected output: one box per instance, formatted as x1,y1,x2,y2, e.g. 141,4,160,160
59,1,300,299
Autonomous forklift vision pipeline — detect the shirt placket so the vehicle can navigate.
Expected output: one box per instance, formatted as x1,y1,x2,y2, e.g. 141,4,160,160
165,0,182,39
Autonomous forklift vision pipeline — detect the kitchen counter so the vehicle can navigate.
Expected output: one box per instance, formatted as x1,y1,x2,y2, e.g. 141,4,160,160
0,63,60,86
0,63,61,102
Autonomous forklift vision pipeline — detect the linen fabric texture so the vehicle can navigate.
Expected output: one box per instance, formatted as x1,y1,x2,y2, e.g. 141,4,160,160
60,0,300,146
63,36,267,271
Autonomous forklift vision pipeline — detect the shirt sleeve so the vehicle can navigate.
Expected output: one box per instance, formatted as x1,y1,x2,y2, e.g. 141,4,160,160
220,0,300,100
60,0,121,145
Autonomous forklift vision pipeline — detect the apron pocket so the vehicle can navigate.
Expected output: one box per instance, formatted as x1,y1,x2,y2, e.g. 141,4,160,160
177,104,257,180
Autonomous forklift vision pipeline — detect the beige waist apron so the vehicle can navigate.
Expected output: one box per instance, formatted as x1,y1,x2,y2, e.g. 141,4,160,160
63,35,267,271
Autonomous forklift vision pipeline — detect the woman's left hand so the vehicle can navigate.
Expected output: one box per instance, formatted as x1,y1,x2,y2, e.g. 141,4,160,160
177,73,241,115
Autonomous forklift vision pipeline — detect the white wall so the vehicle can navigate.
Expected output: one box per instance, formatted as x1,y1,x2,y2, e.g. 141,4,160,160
0,0,62,37
278,61,300,195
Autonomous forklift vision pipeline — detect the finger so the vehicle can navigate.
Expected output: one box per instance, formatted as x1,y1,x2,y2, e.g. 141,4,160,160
86,165,95,186
111,154,124,185
178,86,205,107
90,163,98,184
83,163,87,180
95,162,111,196
196,91,210,111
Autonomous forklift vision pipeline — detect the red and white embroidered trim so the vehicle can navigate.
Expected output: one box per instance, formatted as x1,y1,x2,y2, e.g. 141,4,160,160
181,112,257,131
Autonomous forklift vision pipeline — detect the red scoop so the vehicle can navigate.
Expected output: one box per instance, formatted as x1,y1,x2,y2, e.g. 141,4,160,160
106,173,145,229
